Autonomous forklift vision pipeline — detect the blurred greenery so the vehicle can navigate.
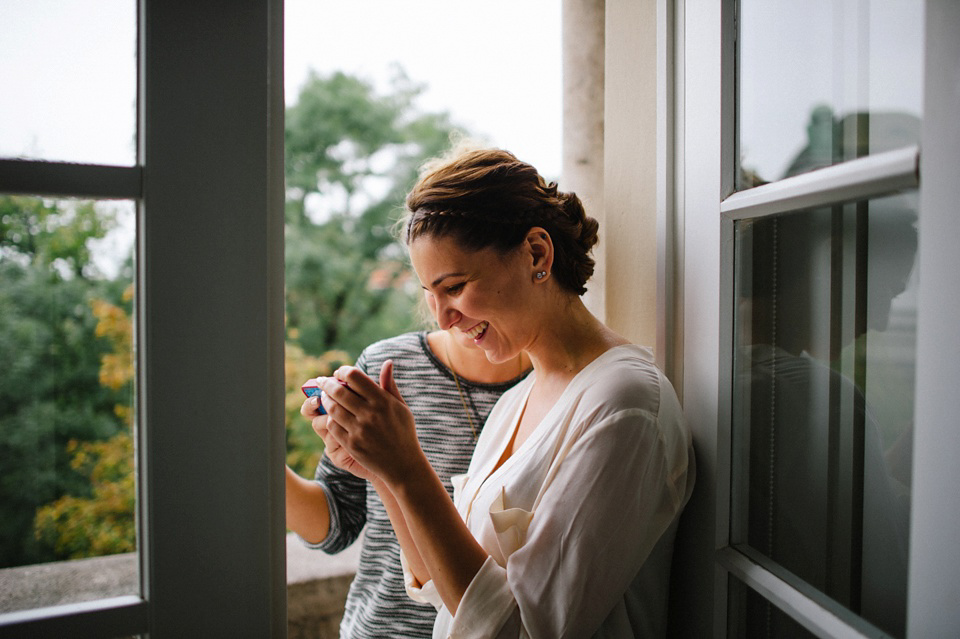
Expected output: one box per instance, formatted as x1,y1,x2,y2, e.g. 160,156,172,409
0,67,465,566
34,287,135,560
0,196,130,567
284,67,460,360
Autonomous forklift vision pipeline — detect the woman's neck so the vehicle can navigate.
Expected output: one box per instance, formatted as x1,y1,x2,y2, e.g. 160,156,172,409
428,330,530,385
524,296,628,384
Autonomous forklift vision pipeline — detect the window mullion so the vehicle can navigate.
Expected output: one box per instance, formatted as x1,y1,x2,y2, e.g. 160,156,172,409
0,159,142,199
0,597,147,639
721,146,918,221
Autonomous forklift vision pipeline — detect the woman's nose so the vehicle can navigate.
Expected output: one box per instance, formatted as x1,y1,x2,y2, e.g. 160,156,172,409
435,298,462,330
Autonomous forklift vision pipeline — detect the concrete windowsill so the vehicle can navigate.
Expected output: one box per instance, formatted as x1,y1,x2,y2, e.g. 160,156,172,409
0,533,361,639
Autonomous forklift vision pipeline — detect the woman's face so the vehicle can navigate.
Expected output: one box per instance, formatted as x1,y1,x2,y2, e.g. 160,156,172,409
410,234,533,364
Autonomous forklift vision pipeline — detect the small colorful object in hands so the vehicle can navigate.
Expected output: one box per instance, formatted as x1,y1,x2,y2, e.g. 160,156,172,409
301,378,328,415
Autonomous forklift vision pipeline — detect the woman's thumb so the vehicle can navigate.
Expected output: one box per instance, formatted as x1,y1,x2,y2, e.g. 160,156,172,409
379,360,404,403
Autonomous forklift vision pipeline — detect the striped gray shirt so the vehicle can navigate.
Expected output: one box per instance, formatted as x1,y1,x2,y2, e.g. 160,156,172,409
304,332,527,639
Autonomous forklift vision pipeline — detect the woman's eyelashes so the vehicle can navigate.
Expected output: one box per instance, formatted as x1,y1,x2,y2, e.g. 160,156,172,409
421,281,465,300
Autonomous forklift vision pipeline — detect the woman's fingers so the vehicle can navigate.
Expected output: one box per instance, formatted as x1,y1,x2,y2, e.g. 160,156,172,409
300,395,323,418
311,414,330,439
298,375,377,482
312,362,422,485
318,371,368,417
324,413,347,441
319,420,346,458
334,366,379,394
323,418,376,480
321,366,396,423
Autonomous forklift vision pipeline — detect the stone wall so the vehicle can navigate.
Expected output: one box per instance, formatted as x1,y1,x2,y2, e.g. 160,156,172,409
0,533,361,638
286,533,361,638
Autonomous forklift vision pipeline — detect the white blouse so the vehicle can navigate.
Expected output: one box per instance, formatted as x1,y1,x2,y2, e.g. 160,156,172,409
405,345,696,638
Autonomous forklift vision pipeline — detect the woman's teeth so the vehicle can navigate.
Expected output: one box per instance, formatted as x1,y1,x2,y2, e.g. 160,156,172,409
464,321,489,340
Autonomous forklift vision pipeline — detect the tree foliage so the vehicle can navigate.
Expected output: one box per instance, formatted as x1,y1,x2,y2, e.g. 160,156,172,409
284,68,464,358
0,196,115,279
0,196,128,567
34,287,136,559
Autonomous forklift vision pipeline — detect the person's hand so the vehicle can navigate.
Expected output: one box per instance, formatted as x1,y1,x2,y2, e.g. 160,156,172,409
319,361,428,486
300,393,375,480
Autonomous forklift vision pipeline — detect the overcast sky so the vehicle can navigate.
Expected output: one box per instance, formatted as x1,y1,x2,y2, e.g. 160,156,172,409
286,0,562,178
0,0,562,178
2,1,922,188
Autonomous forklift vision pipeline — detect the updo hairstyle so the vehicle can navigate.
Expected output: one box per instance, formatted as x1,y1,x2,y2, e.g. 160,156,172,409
403,147,599,296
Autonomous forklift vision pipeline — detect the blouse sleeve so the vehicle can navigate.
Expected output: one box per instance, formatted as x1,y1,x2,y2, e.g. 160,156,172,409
448,405,694,638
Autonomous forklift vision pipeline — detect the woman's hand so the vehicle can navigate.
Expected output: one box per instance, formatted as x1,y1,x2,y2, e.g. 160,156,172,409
319,361,429,486
300,393,375,480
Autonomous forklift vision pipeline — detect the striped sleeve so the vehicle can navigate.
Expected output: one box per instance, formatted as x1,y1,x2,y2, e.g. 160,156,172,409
300,349,373,553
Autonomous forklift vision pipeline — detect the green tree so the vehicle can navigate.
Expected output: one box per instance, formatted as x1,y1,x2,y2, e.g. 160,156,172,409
284,68,467,359
0,196,114,279
34,286,136,559
0,196,130,567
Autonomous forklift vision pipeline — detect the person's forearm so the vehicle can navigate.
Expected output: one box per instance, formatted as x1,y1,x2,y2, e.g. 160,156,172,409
285,465,331,544
371,477,430,586
387,465,489,616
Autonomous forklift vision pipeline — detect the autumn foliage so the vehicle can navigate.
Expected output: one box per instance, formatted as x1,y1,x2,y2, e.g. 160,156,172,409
34,287,136,558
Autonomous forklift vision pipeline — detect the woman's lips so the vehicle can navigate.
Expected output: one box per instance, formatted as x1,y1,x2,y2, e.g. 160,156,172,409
463,320,489,341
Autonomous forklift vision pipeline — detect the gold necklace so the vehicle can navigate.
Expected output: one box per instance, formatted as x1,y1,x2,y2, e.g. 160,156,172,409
445,335,478,441
444,334,524,442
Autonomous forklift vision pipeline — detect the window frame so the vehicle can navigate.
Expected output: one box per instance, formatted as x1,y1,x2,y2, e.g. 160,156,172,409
717,149,920,638
0,0,286,636
905,1,960,635
716,3,923,636
666,0,960,637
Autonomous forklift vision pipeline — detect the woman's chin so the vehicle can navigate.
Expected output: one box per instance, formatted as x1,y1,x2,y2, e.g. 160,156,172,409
482,346,517,365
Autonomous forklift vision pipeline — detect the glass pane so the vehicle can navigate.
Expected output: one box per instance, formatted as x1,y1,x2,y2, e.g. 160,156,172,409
0,1,137,166
727,575,819,639
0,196,137,612
731,191,917,638
738,0,923,189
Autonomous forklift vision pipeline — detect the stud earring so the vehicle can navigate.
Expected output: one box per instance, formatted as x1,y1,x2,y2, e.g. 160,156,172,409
536,271,547,280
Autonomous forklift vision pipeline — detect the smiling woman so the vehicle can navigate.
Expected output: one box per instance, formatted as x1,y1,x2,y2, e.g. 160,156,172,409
304,144,696,638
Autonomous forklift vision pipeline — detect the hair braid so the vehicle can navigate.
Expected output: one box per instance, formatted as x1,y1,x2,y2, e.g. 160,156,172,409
402,145,598,295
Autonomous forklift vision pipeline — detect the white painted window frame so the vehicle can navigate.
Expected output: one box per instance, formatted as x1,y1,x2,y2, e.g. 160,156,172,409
667,0,960,637
720,147,920,221
0,1,287,637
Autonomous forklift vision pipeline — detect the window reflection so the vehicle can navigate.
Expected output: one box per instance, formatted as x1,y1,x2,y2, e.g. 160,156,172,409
738,0,923,188
727,576,818,638
731,191,917,638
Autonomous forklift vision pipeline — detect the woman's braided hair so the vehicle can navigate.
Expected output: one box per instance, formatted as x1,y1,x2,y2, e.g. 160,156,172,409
403,146,599,295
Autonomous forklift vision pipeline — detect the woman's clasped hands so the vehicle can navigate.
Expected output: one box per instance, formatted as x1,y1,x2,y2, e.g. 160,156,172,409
300,360,428,486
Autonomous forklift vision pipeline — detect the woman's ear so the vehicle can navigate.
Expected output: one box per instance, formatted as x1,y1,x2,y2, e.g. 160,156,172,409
526,227,554,282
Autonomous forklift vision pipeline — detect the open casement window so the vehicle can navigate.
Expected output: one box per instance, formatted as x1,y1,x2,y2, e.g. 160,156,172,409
659,0,960,635
718,0,923,637
0,1,286,637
